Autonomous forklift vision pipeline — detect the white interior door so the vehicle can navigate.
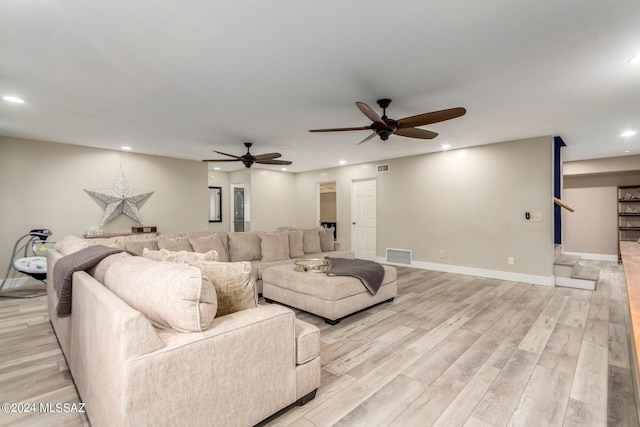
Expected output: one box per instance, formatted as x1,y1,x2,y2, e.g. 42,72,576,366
351,178,376,260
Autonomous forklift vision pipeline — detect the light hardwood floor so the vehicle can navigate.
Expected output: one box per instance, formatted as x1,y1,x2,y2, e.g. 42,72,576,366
1,264,638,426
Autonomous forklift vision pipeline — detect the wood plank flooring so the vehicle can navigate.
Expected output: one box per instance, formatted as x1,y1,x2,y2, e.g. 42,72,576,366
0,263,637,426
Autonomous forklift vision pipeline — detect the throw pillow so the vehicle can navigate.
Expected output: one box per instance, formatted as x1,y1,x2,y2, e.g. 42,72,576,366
287,229,304,258
228,232,262,262
189,234,230,262
186,260,258,317
260,231,290,262
158,236,193,252
302,227,322,254
142,248,218,262
320,227,335,252
104,256,218,332
123,238,159,256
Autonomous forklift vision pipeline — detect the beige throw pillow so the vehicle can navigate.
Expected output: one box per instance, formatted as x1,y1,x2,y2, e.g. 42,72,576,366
158,236,193,252
287,230,304,258
228,232,262,262
123,238,159,256
302,227,322,254
186,260,258,317
104,257,218,332
260,232,290,262
189,234,230,262
142,248,218,262
320,227,335,252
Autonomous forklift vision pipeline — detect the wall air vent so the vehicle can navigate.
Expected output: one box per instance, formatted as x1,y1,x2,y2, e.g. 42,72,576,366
387,248,412,265
377,164,390,173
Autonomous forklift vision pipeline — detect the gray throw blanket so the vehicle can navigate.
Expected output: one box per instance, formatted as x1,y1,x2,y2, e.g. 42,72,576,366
53,245,128,317
325,257,385,295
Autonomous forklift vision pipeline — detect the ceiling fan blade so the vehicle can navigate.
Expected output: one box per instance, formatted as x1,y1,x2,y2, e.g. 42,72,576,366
212,149,243,160
356,102,387,126
396,107,466,129
253,152,282,161
202,158,242,162
256,159,292,165
309,126,371,133
394,128,439,139
357,132,378,145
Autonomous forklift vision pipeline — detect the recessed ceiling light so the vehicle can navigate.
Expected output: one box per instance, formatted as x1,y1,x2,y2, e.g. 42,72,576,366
629,55,640,64
213,167,221,170
2,95,24,104
621,130,636,137
441,143,451,150
280,167,287,171
121,146,132,150
625,150,630,153
339,160,347,165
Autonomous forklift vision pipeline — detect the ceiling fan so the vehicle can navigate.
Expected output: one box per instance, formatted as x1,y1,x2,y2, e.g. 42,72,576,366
202,142,292,168
309,99,466,145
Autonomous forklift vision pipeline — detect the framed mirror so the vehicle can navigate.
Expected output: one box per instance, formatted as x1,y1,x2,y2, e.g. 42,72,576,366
209,186,222,222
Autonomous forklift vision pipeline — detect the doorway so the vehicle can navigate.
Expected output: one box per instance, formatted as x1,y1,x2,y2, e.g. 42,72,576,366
319,182,337,239
351,178,377,260
231,184,245,232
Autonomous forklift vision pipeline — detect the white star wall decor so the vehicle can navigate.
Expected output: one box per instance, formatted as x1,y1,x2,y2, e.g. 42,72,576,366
84,170,154,226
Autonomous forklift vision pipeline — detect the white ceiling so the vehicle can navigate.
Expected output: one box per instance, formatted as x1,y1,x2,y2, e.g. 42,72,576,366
1,1,639,172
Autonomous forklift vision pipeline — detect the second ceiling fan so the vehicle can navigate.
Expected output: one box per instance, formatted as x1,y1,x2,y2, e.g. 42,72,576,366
309,99,466,145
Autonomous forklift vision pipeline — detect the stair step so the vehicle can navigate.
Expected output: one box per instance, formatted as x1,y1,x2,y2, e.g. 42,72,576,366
554,254,580,267
572,264,600,281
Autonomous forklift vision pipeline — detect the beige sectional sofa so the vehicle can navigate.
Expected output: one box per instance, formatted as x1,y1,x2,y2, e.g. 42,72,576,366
46,228,333,427
80,227,353,294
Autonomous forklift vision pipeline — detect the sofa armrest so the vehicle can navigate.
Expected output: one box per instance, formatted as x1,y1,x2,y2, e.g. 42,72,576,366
120,304,299,426
295,319,320,364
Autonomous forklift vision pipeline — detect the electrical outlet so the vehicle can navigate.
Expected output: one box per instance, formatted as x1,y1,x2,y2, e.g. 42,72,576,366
508,256,515,265
439,250,445,258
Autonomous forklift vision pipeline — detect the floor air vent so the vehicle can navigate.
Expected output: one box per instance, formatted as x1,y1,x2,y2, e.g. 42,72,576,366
387,248,412,265
377,164,390,173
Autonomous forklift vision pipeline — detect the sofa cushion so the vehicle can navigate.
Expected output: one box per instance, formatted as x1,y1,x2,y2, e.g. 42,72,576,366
122,238,159,256
287,230,305,258
228,232,262,262
104,256,218,332
56,235,90,255
158,236,193,252
302,228,322,254
186,261,258,317
319,227,335,252
260,232,290,262
143,248,218,263
189,234,230,262
87,252,132,284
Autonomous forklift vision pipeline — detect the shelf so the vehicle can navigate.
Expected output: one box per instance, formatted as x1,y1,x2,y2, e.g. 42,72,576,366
620,213,640,216
620,227,640,232
619,200,640,203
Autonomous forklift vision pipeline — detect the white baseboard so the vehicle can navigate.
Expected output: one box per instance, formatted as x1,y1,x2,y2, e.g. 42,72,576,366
563,252,618,262
377,257,555,287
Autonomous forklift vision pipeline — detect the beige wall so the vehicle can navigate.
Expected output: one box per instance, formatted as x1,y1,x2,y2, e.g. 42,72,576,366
294,136,555,278
2,133,556,283
0,136,208,279
562,156,640,256
249,169,296,231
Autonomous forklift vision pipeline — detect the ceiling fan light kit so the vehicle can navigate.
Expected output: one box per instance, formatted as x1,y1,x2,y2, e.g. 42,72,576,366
309,99,466,145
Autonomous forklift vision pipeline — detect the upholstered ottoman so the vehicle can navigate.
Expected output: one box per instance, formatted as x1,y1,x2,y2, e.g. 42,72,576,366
262,263,397,324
